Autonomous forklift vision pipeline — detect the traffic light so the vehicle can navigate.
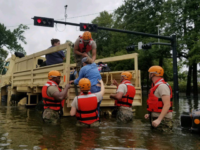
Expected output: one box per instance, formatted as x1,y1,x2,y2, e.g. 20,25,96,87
80,23,98,32
33,16,54,27
126,45,135,52
142,43,152,50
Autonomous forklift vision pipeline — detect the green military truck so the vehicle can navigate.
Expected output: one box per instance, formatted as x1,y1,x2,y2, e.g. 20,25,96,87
0,42,142,116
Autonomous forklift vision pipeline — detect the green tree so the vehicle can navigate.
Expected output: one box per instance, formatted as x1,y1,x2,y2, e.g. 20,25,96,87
0,23,29,71
163,0,200,96
0,49,8,70
0,23,29,53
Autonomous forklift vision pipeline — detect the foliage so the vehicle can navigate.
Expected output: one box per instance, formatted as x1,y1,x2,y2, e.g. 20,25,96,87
0,23,29,53
0,23,29,71
0,49,8,70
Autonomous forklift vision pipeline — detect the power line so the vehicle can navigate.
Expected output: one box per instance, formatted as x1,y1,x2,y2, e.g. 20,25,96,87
5,9,115,28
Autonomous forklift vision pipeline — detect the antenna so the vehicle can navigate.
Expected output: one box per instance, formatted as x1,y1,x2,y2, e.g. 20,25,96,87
64,5,68,22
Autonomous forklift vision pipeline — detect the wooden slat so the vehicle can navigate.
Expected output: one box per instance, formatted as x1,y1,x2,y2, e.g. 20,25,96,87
15,43,69,63
33,66,64,74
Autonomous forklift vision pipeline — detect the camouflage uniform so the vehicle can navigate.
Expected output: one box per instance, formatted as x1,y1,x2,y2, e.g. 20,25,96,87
43,108,60,124
74,52,91,71
152,117,173,132
116,107,133,123
76,121,100,127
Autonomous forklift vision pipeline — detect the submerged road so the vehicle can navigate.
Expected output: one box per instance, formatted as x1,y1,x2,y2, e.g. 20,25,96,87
0,95,200,150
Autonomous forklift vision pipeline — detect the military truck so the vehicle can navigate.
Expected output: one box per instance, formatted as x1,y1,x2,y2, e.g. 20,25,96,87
0,42,142,116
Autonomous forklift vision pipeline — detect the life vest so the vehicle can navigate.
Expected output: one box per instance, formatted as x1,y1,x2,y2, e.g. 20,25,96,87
147,78,173,113
42,80,65,112
115,80,136,107
78,36,93,53
76,91,99,125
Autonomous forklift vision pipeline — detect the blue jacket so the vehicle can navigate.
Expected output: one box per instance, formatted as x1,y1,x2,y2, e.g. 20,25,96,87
74,63,102,86
46,46,65,65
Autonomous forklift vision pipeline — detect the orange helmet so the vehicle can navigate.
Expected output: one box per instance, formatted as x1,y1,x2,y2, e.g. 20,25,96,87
121,71,132,81
82,31,92,42
148,66,164,76
79,78,91,91
48,70,61,79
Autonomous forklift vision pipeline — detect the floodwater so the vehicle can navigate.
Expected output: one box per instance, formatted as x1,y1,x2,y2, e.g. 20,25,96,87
0,95,200,150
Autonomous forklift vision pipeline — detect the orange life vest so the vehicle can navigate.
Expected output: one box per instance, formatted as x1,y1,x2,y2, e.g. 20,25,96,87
42,80,64,112
115,80,136,107
76,92,99,125
78,36,93,53
147,78,173,112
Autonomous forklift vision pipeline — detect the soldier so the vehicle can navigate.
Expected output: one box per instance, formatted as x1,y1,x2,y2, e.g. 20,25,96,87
42,70,70,124
70,78,105,127
73,31,97,70
144,66,173,132
110,72,136,122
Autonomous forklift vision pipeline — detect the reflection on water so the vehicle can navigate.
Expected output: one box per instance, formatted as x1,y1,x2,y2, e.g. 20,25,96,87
0,95,200,150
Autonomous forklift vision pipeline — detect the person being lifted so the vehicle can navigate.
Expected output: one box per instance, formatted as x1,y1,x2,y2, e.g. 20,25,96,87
42,70,70,124
73,31,97,69
144,66,173,132
70,57,102,114
70,78,105,127
110,72,136,122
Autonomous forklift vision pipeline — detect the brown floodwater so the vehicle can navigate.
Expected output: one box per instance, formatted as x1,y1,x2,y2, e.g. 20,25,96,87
0,95,200,150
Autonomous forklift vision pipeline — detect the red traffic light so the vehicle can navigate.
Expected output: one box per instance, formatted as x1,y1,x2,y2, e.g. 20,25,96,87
83,25,87,29
33,16,54,27
37,18,42,24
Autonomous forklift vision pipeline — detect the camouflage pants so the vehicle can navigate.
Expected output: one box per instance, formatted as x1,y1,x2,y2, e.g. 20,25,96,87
76,121,100,127
43,108,60,124
116,107,133,123
74,52,91,70
152,117,173,132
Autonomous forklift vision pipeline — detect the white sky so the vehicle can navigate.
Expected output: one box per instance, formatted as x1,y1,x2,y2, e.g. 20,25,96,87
0,0,123,57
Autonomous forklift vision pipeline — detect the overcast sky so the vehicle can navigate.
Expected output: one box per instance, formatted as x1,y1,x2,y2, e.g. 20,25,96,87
0,0,123,57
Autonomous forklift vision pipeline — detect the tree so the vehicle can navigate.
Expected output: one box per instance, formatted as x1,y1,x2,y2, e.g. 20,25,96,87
163,0,200,97
0,23,29,71
0,49,8,70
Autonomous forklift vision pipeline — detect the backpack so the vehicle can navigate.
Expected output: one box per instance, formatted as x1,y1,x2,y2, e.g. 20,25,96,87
97,62,111,72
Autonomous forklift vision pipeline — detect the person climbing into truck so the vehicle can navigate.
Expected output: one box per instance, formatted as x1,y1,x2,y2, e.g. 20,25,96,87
73,31,97,70
70,78,105,127
46,39,65,66
110,71,136,122
69,57,102,115
144,66,173,132
42,70,70,124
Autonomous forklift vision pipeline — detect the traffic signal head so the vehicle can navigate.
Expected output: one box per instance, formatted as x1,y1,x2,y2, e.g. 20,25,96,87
126,45,135,52
33,16,54,27
80,23,98,32
142,43,152,50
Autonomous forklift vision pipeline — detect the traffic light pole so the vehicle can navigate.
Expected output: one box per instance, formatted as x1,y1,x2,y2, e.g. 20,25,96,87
34,18,179,100
171,35,179,100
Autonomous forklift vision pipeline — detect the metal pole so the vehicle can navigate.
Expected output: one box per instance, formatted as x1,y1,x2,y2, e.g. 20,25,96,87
171,35,179,100
54,20,80,26
151,43,171,46
157,25,160,48
97,26,172,40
